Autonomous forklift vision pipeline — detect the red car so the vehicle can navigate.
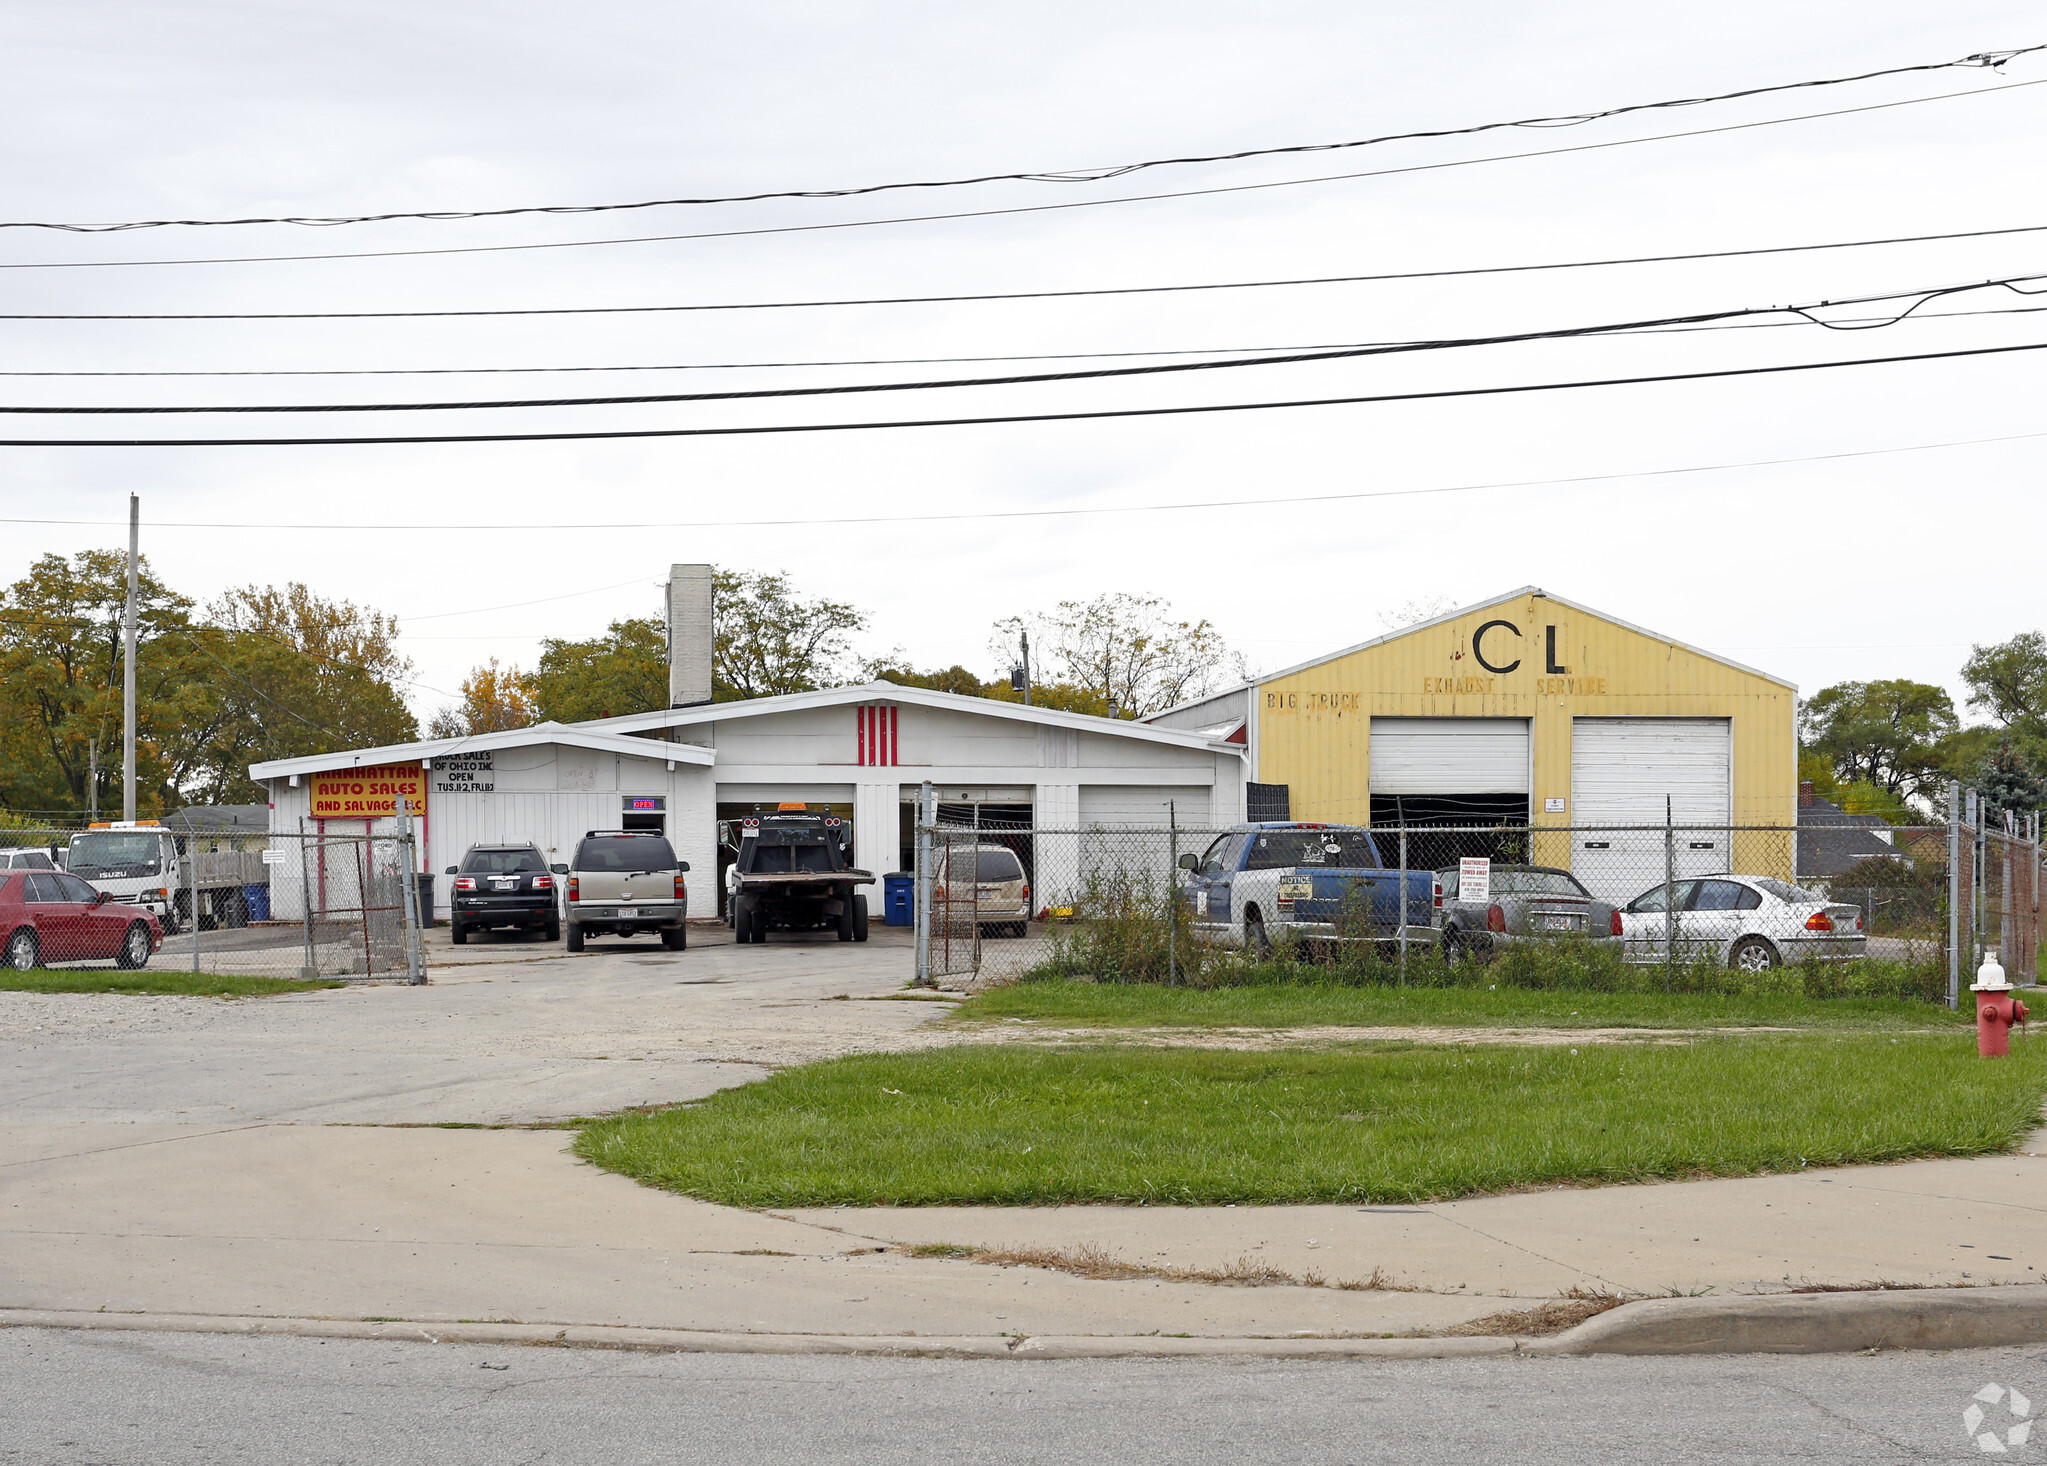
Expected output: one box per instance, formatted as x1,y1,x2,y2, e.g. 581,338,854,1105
1,869,163,970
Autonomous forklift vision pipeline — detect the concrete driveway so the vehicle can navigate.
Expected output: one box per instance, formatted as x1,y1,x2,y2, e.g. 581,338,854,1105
0,923,943,1125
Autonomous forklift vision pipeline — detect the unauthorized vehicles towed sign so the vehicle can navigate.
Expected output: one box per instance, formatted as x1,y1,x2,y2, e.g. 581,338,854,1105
310,761,425,819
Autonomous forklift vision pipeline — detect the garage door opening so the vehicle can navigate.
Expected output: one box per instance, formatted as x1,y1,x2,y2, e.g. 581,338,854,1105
716,799,854,917
1368,718,1531,871
1369,793,1531,869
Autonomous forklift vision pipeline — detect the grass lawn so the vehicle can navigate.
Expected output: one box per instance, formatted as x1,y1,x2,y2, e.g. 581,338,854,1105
575,1034,2044,1207
949,980,1969,1033
0,968,344,998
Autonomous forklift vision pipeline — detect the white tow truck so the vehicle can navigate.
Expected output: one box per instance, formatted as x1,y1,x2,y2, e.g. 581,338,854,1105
63,820,268,934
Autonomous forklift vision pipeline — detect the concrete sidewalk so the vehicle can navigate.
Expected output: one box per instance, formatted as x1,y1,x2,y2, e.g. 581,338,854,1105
7,1118,2046,1349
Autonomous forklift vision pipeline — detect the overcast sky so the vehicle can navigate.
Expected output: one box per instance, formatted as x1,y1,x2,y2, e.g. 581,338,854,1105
3,1,2042,724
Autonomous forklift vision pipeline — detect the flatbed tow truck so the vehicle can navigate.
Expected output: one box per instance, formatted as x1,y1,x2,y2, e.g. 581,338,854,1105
723,811,871,944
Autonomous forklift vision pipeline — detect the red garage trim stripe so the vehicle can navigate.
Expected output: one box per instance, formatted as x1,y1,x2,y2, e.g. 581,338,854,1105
858,705,899,766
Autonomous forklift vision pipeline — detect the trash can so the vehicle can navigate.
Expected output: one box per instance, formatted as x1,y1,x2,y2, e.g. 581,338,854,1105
243,883,271,923
414,872,438,927
883,872,914,926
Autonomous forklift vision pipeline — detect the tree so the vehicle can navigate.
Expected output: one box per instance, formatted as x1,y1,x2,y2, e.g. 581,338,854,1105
528,617,669,723
713,568,865,700
429,659,534,738
1797,679,1957,801
867,660,1119,717
1962,632,2047,761
1963,631,2047,728
0,550,207,816
186,582,419,802
991,593,1242,719
1978,740,2046,821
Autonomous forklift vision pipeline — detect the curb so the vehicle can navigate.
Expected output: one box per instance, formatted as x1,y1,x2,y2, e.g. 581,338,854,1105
9,1288,2045,1359
0,1309,1520,1360
1532,1285,2047,1356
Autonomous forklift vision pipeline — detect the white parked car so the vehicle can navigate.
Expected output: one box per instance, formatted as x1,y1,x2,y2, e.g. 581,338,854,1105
1617,874,1865,971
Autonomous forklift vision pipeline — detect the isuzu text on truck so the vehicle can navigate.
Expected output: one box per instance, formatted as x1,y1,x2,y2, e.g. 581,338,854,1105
1177,822,1439,954
64,821,268,934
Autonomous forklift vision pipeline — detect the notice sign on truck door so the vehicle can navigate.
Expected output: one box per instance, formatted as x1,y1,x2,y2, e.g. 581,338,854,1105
310,762,425,819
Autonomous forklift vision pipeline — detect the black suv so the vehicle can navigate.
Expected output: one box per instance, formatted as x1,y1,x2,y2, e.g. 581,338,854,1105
445,843,564,943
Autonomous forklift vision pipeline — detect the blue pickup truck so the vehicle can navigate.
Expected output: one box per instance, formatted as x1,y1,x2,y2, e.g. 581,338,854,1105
1175,822,1440,954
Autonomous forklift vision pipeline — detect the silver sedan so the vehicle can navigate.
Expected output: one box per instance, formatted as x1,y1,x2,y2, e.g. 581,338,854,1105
1617,874,1866,971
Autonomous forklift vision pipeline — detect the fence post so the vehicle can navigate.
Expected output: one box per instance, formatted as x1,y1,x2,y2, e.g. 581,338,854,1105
1947,780,1962,1009
1397,825,1409,986
913,780,934,988
299,817,317,981
1663,797,1676,990
1167,800,1178,988
188,832,200,977
395,801,425,986
1971,788,1985,973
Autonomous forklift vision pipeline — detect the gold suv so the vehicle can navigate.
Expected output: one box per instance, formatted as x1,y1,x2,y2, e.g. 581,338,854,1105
565,830,689,952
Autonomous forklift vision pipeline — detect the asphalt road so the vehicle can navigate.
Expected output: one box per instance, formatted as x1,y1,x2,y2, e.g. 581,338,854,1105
6,1328,2044,1464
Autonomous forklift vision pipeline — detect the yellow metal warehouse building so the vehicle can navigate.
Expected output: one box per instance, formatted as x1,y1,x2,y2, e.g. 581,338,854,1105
1149,587,1798,898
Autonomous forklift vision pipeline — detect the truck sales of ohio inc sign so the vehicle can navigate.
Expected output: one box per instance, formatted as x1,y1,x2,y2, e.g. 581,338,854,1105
310,762,425,819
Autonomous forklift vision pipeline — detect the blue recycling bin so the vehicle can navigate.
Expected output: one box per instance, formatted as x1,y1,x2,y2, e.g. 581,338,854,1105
883,872,914,926
243,883,271,922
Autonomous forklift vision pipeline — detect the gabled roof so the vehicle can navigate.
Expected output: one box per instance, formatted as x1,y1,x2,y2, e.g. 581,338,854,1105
574,681,1245,754
249,722,717,783
1162,586,1794,700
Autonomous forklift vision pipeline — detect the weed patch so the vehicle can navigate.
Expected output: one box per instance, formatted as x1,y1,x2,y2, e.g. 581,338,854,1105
0,968,343,998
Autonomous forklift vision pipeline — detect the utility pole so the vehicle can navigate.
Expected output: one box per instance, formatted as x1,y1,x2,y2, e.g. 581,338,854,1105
1010,631,1033,706
122,494,138,823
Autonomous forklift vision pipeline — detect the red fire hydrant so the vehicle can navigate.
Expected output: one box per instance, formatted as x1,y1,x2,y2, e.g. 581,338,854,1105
1974,951,2028,1058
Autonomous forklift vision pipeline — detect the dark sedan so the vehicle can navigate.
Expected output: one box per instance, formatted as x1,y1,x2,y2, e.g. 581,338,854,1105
1,869,163,970
1434,864,1622,962
446,843,562,943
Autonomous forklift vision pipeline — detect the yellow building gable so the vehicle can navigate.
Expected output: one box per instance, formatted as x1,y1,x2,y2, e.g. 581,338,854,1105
1253,587,1796,831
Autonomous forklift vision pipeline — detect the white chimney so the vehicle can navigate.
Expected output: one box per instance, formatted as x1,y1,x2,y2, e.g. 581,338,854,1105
666,564,714,707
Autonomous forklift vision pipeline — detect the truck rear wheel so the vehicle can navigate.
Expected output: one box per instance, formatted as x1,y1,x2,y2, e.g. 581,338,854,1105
748,903,769,944
852,895,869,943
662,925,687,951
1244,910,1272,958
732,897,753,944
837,901,855,941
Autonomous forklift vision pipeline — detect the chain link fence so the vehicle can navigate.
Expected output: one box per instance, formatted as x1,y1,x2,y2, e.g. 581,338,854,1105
0,823,424,982
911,809,2044,996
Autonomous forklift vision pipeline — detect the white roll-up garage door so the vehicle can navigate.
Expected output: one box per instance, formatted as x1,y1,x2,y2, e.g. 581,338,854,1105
1368,719,1530,793
1078,786,1212,826
1570,718,1731,901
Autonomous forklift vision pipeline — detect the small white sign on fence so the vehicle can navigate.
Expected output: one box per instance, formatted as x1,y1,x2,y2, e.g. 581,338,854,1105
261,849,287,865
1459,856,1491,903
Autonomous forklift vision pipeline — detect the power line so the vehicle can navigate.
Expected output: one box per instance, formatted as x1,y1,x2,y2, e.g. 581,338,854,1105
8,79,2039,272
5,303,2043,380
12,220,2047,322
17,46,2034,233
1,339,2039,447
5,425,2039,538
4,276,2037,416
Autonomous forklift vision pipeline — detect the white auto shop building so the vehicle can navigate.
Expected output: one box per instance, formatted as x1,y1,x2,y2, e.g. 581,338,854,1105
250,567,1247,921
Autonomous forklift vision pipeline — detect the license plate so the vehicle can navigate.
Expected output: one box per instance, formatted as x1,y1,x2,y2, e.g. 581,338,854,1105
492,879,517,890
616,907,639,918
1538,914,1578,931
